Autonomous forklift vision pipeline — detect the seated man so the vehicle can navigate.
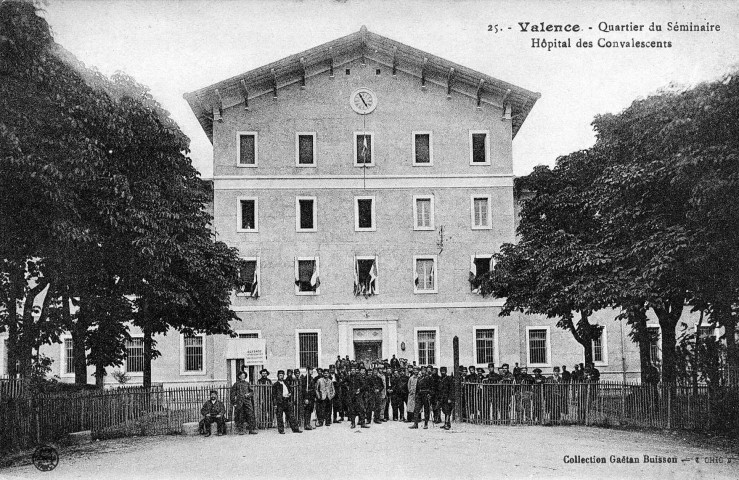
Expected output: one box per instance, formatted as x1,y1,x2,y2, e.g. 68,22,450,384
201,389,227,437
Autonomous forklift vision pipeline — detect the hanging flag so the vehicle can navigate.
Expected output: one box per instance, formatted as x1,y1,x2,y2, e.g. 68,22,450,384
368,257,378,295
469,258,478,293
294,257,300,287
310,259,320,290
361,135,369,164
414,267,419,287
353,255,360,296
250,268,259,299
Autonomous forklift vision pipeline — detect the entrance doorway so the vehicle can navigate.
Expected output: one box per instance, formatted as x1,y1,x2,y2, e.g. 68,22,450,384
354,341,382,366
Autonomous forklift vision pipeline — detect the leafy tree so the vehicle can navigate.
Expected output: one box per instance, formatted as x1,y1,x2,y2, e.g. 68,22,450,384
481,150,611,364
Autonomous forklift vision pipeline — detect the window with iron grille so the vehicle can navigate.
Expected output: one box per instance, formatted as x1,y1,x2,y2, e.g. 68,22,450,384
592,331,603,363
184,335,203,372
297,134,315,165
238,333,260,339
475,329,496,364
238,199,257,231
414,196,433,230
472,196,490,228
238,133,256,166
528,329,548,365
417,330,437,365
2,338,8,376
298,332,319,368
471,132,488,164
415,258,436,292
414,133,431,164
64,338,75,374
125,338,144,373
355,133,373,165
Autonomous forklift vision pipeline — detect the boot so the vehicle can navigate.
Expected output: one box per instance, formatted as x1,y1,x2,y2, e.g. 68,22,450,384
351,419,356,429
304,423,314,431
409,423,419,429
423,421,428,429
360,421,370,428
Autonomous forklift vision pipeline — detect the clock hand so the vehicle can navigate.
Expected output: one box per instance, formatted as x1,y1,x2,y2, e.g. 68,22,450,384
358,93,368,107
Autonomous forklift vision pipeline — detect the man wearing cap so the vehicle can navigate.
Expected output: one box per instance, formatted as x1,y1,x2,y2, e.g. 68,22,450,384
300,367,316,430
367,367,384,424
231,371,258,435
437,366,455,430
315,368,335,427
410,366,432,429
499,364,514,422
272,370,302,434
531,368,547,423
430,367,441,424
347,366,370,428
546,366,566,423
200,389,227,437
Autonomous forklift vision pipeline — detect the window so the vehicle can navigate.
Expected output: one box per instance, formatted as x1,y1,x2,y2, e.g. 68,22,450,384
62,337,75,375
296,330,321,369
591,327,608,366
237,332,260,339
527,327,550,366
181,335,205,374
471,195,492,229
412,132,432,165
296,197,317,232
295,257,320,295
354,196,376,231
354,256,378,295
236,258,259,297
647,326,661,365
469,254,494,293
237,132,257,167
413,195,434,230
237,197,258,232
414,255,438,293
416,328,439,366
469,130,490,165
125,337,144,373
474,327,498,366
296,133,316,166
354,132,374,166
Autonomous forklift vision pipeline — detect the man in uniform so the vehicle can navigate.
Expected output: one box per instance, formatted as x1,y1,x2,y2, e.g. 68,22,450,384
367,367,383,424
272,370,302,434
531,368,547,423
230,371,258,435
299,366,316,430
438,366,455,430
430,367,441,423
483,364,501,422
331,366,344,423
409,366,432,429
545,366,567,423
499,364,514,422
352,366,371,428
200,389,227,437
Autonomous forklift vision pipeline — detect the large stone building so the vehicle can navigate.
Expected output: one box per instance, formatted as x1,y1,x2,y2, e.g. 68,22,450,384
5,27,698,386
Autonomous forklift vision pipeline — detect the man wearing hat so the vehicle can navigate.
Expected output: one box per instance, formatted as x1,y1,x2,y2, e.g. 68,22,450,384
272,370,302,434
499,363,514,422
409,366,432,429
346,365,370,428
257,368,272,385
546,366,566,423
315,368,335,427
200,389,227,436
231,371,258,435
299,366,316,430
437,366,455,430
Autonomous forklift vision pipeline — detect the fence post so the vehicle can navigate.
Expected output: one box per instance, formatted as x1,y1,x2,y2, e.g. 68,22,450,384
585,384,590,426
667,386,672,429
453,336,460,422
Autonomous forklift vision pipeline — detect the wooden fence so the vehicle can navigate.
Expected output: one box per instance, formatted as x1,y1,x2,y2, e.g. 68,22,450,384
0,384,303,455
459,381,739,432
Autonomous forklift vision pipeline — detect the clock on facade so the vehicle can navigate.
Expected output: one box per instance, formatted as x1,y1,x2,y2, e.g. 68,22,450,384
350,88,377,114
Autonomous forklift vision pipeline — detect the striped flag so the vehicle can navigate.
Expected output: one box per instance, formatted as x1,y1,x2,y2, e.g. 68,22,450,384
469,258,478,293
250,268,259,299
310,259,320,290
368,258,378,294
353,255,360,295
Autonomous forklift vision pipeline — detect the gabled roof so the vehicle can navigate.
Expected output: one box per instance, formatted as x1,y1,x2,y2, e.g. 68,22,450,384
184,26,540,142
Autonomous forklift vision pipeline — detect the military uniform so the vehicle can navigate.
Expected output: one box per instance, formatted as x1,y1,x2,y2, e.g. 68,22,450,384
346,371,370,428
230,378,257,434
300,373,316,430
410,374,432,429
438,370,455,430
531,370,547,422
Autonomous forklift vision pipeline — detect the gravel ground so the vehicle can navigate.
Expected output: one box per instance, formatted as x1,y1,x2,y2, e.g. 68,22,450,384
2,422,738,479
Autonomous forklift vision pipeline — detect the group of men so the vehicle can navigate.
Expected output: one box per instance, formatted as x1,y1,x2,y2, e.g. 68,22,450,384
200,356,605,435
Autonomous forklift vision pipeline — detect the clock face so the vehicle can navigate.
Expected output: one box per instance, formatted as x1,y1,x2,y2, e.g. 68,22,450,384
350,88,377,114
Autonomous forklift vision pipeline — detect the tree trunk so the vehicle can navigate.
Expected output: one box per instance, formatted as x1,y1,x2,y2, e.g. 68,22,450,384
143,324,152,390
626,307,652,383
95,363,105,389
582,340,594,366
725,320,738,369
653,296,683,385
17,279,47,377
7,322,18,377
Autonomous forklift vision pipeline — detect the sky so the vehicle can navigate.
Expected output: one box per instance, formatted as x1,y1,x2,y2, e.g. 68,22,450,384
40,0,739,178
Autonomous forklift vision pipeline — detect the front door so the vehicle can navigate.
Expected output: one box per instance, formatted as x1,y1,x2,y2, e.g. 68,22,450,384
354,341,382,365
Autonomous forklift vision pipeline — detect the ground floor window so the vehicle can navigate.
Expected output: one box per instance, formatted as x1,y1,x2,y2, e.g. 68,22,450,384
417,329,438,365
64,338,75,375
475,328,496,365
527,328,549,366
125,337,144,373
297,331,320,368
183,335,204,373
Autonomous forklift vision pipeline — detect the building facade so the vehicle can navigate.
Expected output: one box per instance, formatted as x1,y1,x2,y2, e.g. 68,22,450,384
6,28,706,386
